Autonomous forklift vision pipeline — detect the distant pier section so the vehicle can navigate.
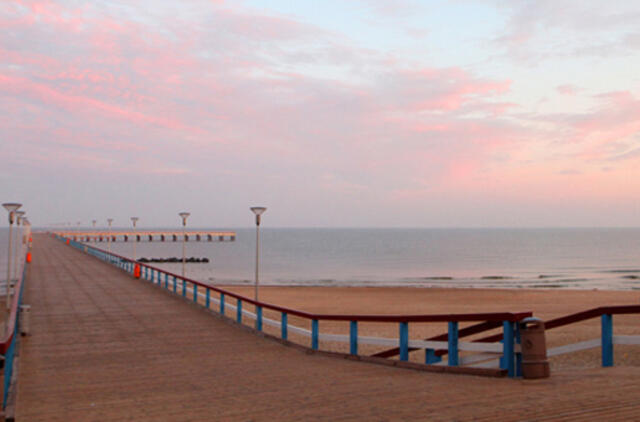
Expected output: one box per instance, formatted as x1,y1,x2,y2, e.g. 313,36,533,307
52,230,236,243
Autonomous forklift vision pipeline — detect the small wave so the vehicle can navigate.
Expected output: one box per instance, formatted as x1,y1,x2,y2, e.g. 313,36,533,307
621,275,639,279
531,284,568,288
602,269,640,273
421,276,454,280
538,274,563,279
481,275,514,280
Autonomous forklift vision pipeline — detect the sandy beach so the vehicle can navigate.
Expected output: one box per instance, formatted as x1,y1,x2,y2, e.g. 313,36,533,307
218,285,640,369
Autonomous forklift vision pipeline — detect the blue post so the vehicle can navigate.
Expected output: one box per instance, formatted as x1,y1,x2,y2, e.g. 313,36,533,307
256,306,263,331
165,273,169,289
281,312,288,340
502,321,515,377
425,349,441,364
236,299,242,323
182,279,187,297
515,323,523,377
205,289,210,308
399,321,409,361
193,284,198,303
220,293,225,315
173,276,177,293
448,321,459,366
311,319,319,350
601,314,614,367
350,321,358,355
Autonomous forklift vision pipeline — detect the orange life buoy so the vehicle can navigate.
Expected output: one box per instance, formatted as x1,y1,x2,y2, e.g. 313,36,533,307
26,252,32,263
66,239,70,245
134,264,141,279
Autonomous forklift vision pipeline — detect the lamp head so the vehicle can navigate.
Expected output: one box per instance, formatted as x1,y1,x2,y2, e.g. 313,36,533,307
179,212,190,226
131,217,139,227
250,207,267,226
3,203,22,224
2,203,21,213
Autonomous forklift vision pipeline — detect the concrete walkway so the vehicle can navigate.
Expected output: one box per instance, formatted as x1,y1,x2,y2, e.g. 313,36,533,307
15,234,640,421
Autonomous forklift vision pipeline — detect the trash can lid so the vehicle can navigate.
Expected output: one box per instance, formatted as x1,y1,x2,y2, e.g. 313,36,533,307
521,317,542,323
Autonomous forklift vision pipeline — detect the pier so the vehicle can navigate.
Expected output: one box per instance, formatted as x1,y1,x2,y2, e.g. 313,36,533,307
51,230,236,243
4,234,640,420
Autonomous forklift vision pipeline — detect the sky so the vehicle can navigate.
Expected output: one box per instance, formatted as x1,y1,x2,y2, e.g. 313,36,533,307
1,0,640,228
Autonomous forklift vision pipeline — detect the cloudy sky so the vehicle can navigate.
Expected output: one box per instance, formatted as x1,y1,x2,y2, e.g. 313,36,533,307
2,0,640,228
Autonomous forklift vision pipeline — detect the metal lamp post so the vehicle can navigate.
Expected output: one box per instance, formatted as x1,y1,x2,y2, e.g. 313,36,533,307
107,218,113,252
14,211,25,285
2,203,21,311
179,212,190,278
131,217,139,261
250,207,266,301
24,219,31,249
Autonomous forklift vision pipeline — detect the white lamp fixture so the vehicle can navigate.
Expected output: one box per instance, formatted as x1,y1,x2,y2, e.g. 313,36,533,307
178,212,190,278
131,217,139,261
14,211,25,284
107,218,113,253
2,202,21,314
250,207,267,301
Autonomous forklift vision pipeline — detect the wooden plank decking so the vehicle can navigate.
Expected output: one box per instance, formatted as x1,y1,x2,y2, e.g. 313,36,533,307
14,234,640,421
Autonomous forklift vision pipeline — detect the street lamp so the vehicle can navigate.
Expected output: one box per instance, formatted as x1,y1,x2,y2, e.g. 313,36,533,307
107,218,113,253
250,207,266,301
14,211,25,285
131,217,139,261
179,212,190,278
2,202,21,311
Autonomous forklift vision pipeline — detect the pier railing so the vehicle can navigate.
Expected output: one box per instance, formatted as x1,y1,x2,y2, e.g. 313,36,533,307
57,234,532,377
0,253,28,409
542,306,640,367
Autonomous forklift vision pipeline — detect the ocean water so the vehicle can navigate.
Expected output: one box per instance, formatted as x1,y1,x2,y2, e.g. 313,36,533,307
64,227,640,291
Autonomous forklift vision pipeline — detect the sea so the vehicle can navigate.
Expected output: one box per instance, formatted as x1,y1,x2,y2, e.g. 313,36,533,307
5,227,640,290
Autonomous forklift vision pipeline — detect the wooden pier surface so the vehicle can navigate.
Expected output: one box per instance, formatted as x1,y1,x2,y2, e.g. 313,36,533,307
15,234,640,421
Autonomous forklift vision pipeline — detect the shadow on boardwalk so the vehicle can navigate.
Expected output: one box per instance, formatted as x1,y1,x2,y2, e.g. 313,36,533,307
15,235,640,421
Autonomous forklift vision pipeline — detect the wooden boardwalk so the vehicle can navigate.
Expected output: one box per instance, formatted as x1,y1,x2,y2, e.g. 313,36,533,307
14,234,640,421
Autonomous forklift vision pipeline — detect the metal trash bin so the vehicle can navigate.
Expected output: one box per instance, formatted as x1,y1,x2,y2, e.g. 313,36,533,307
20,304,31,336
520,317,550,379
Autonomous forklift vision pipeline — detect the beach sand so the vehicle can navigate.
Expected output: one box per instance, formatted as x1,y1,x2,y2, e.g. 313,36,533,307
216,286,640,369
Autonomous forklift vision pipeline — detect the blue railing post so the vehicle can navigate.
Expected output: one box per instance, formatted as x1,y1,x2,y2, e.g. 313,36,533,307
601,313,613,367
281,312,288,340
220,293,225,315
193,284,198,303
515,322,522,377
425,348,441,364
448,321,459,366
173,276,177,293
205,288,210,308
399,321,409,361
311,319,319,350
165,273,169,289
350,321,358,355
256,306,263,331
502,321,515,377
236,299,242,323
182,279,187,297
